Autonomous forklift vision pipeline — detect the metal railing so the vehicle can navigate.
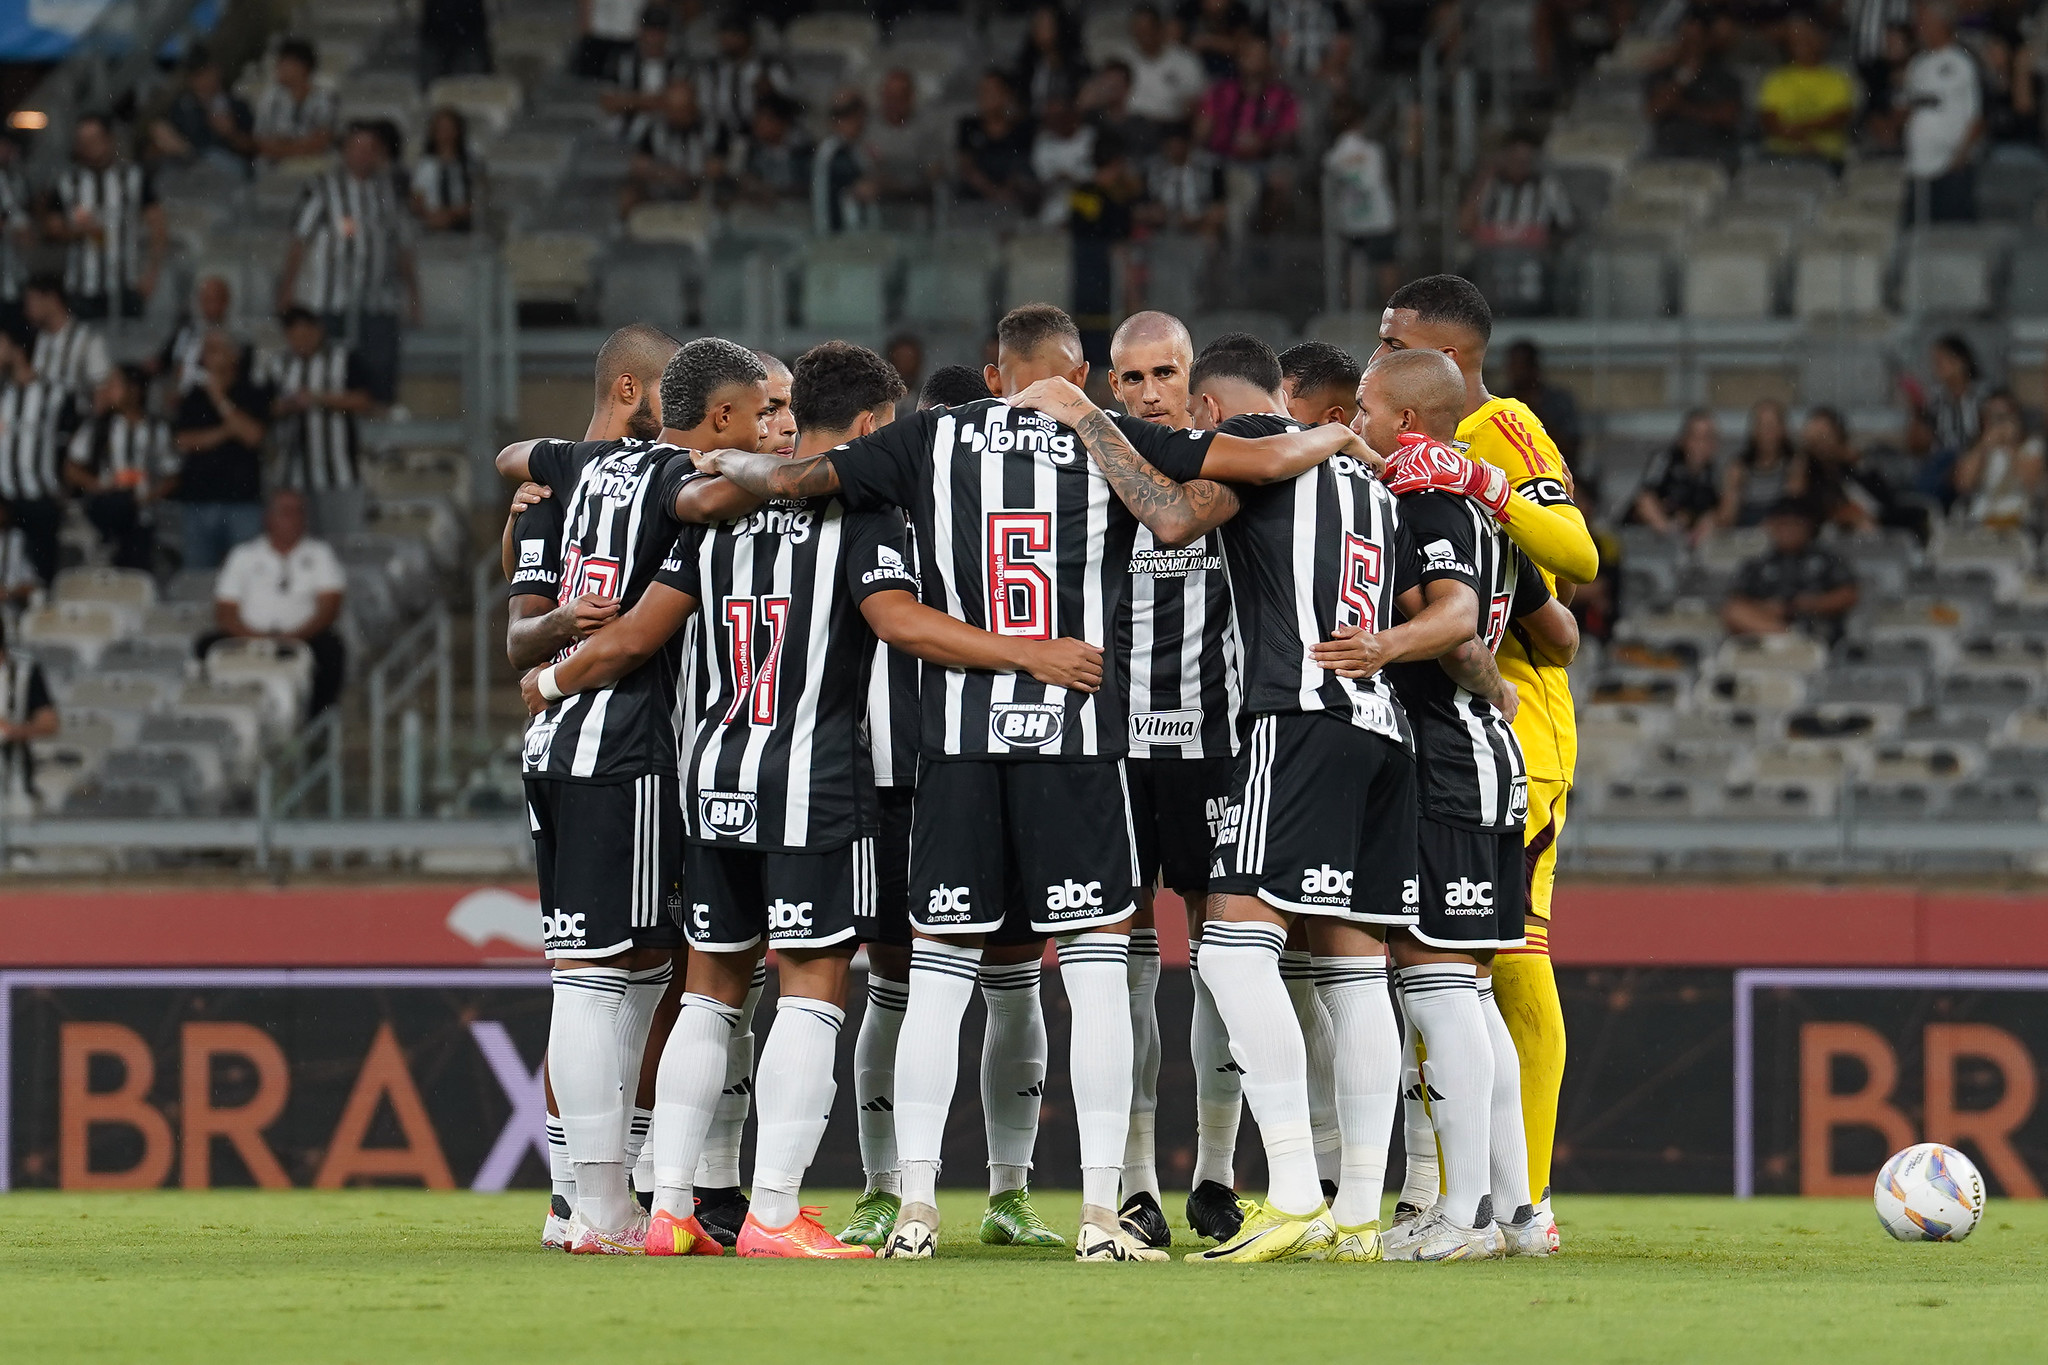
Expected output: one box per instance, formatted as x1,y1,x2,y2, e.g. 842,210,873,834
366,606,453,818
254,703,342,862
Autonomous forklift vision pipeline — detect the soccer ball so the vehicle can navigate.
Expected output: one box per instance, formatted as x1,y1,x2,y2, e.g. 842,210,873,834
1873,1143,1985,1243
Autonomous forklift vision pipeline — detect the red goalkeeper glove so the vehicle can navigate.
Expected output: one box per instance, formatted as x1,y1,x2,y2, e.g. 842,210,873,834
1382,433,1513,522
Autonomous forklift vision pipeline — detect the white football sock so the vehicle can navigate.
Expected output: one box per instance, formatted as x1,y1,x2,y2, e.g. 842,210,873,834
1123,926,1162,1202
1197,921,1320,1216
1316,956,1399,1228
751,996,846,1230
545,1114,575,1204
617,959,672,1143
978,957,1045,1194
854,972,908,1195
696,961,765,1190
1057,932,1134,1211
623,1106,653,1173
1397,963,1495,1230
1480,980,1535,1222
896,940,983,1206
1394,970,1441,1209
550,967,635,1231
1189,934,1242,1190
1283,950,1341,1188
650,993,739,1220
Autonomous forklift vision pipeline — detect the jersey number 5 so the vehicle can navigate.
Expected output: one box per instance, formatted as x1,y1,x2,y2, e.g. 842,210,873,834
723,596,791,725
1338,533,1382,632
988,512,1053,639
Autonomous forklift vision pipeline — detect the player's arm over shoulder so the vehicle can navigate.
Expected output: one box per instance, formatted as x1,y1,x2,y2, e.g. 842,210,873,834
1474,409,1598,584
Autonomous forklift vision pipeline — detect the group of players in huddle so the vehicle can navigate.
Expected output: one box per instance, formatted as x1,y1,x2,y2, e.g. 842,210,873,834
502,272,1596,1264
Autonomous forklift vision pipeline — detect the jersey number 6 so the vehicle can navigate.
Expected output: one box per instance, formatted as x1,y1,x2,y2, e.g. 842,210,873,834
988,512,1054,639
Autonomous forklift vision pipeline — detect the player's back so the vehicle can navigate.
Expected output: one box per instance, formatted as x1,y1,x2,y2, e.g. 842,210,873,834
1213,412,1408,748
522,437,705,782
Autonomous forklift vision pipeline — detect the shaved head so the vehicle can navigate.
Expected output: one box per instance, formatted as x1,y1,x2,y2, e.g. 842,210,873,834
1355,347,1467,456
1110,310,1192,359
1109,310,1194,427
592,323,679,440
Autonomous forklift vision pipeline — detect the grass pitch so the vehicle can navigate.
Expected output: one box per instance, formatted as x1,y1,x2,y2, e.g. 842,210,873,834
5,1191,2044,1364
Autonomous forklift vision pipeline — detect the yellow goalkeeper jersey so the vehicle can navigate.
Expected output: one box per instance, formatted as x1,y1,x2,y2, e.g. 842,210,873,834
1453,396,1594,784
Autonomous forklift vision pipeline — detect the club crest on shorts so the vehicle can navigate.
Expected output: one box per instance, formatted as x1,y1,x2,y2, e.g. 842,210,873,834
990,701,1065,749
699,790,758,837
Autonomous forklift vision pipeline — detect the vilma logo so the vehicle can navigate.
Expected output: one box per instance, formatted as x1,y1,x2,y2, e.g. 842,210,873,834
1301,864,1353,901
1045,879,1104,912
1130,709,1201,746
990,702,1065,749
1443,878,1494,911
699,791,758,837
540,909,587,942
768,899,815,932
927,884,972,917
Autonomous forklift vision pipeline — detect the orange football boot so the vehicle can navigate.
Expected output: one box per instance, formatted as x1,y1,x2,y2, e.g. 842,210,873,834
736,1206,877,1258
646,1208,724,1257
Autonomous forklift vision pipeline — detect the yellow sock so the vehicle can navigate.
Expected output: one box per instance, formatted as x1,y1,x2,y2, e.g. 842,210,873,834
1491,920,1565,1202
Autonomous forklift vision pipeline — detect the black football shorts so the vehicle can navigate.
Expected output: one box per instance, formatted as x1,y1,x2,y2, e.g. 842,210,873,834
1127,755,1235,899
526,773,684,959
862,785,916,948
682,838,876,953
1412,816,1527,950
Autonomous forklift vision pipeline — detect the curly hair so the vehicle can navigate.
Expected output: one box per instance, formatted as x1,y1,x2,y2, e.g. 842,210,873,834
791,341,907,433
660,336,767,431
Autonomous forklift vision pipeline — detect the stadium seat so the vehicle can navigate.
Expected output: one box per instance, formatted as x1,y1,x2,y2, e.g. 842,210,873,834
1617,159,1725,220
503,232,600,305
1543,122,1643,179
1940,778,2042,822
784,13,880,64
1793,238,1887,317
427,75,525,136
27,742,103,810
1985,744,2048,779
205,638,312,728
1137,233,1210,322
1576,235,1670,318
1681,231,1779,319
1714,632,1826,674
1190,310,1298,352
1593,777,1711,819
18,641,84,693
1898,229,2005,316
1554,164,1613,225
597,248,689,332
51,708,135,750
1934,670,2037,720
1748,740,1855,781
174,680,275,753
67,674,179,715
1706,670,1806,710
1788,701,1905,740
1470,248,1554,318
1717,778,1837,821
900,234,998,329
1734,160,1834,215
141,713,248,778
1850,779,1942,820
800,234,902,333
1813,667,1927,708
1977,147,2048,222
1302,312,1382,358
1001,234,1072,315
55,564,154,614
60,778,185,819
2007,241,2048,317
98,639,195,684
19,603,126,668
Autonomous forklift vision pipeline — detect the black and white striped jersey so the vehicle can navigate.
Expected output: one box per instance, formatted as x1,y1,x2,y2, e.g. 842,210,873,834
1212,413,1409,748
658,497,916,851
253,84,338,146
628,113,723,178
265,343,364,490
509,493,566,599
67,411,174,488
52,160,156,300
866,513,922,787
827,399,1215,760
409,155,475,217
1119,525,1239,758
609,50,684,137
0,166,28,301
1386,488,1546,831
0,652,51,794
520,438,709,784
291,171,408,315
0,379,70,500
32,321,110,404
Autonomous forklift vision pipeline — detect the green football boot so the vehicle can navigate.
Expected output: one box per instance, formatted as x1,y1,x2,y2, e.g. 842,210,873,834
979,1187,1066,1247
836,1189,901,1248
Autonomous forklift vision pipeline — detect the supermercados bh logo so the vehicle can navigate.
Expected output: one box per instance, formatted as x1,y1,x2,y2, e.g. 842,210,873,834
521,719,556,769
1128,543,1222,577
960,408,1079,463
990,702,1065,749
698,790,758,837
1130,709,1201,747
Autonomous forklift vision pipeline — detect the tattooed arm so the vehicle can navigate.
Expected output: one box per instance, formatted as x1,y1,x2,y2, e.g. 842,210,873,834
1438,633,1517,722
691,447,842,500
1069,406,1240,547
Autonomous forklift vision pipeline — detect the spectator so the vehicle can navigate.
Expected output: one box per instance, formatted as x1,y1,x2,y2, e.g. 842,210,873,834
1758,14,1856,165
1722,501,1859,641
0,500,38,629
1181,0,1252,77
1500,338,1582,467
729,95,812,207
700,9,792,141
150,47,255,176
278,124,419,406
1372,0,1459,75
1788,405,1928,542
1849,0,1912,120
1322,96,1399,307
1901,1,1982,223
1032,94,1098,225
45,114,167,321
601,7,682,140
173,329,270,570
1267,0,1354,84
1631,407,1724,541
576,0,644,78
418,0,493,87
1117,5,1208,139
64,363,170,572
812,89,878,233
1951,390,2042,530
886,332,924,411
1857,18,1917,153
1014,3,1090,113
622,79,723,215
411,107,478,234
154,273,238,393
0,134,30,339
862,70,941,208
0,330,69,586
0,614,58,813
1193,34,1300,237
204,488,347,719
1719,398,1795,528
956,71,1039,210
1080,60,1150,156
1910,330,1988,501
1069,134,1141,362
267,307,375,538
1975,28,2041,148
25,274,110,409
1462,131,1574,248
252,38,338,163
1534,0,1624,93
1644,12,1743,164
1145,123,1227,239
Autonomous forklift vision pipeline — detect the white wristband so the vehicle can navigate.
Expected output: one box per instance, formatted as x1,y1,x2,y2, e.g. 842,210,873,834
537,665,564,703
